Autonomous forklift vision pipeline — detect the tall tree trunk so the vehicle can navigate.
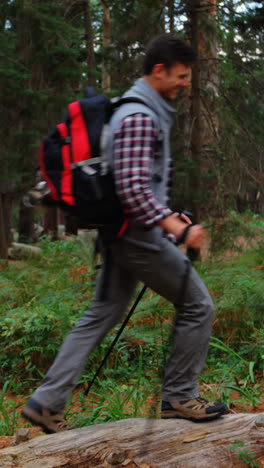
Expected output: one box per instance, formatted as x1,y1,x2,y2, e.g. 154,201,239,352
101,0,111,91
188,1,202,223
0,194,8,259
43,207,58,241
3,195,13,245
226,0,235,59
18,200,35,244
186,0,219,220
167,0,175,33
200,0,219,214
65,215,78,236
200,0,219,146
83,0,97,88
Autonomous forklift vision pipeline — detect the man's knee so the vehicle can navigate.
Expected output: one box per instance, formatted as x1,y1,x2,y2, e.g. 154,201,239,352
75,300,126,330
177,283,214,328
186,269,215,321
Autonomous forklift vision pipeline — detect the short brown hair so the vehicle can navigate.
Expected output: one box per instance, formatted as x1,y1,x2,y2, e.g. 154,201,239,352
143,34,196,75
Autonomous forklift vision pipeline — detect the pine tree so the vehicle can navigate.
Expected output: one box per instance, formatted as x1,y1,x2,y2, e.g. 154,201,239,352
218,0,264,213
0,0,83,252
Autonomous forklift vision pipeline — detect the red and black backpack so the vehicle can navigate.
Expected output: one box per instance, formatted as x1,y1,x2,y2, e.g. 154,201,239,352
39,88,146,230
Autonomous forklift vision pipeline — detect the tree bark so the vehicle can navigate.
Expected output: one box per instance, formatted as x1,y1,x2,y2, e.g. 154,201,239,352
83,0,97,88
64,214,79,236
43,206,58,240
187,1,202,223
199,0,219,159
167,0,175,33
18,200,35,244
0,194,8,259
186,0,220,221
0,414,263,467
101,0,111,91
3,194,13,245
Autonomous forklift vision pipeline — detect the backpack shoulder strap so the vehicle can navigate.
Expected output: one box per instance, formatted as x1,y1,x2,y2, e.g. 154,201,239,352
105,97,162,169
109,97,161,136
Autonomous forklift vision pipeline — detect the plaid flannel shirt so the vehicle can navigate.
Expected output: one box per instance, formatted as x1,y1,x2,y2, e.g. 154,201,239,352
113,113,173,228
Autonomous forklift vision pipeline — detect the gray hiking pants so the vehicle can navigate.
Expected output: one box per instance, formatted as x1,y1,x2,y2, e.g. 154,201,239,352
32,237,214,413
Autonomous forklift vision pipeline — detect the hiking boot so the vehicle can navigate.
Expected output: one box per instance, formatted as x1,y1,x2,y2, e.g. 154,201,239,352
161,397,227,422
21,398,71,434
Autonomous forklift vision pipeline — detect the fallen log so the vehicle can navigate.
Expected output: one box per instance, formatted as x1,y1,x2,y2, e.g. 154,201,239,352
8,243,42,260
0,413,263,467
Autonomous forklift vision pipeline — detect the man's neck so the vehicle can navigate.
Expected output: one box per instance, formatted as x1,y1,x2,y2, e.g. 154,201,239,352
142,75,161,95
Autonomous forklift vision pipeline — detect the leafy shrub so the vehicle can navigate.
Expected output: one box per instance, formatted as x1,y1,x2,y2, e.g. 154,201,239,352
0,237,94,388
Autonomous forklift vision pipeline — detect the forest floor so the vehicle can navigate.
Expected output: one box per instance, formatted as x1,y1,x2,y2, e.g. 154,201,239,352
0,212,263,449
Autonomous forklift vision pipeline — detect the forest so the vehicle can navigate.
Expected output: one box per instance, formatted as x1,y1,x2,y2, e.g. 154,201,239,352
0,0,263,465
0,0,263,251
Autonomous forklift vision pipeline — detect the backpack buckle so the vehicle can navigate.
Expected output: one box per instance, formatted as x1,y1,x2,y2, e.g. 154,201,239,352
62,136,71,144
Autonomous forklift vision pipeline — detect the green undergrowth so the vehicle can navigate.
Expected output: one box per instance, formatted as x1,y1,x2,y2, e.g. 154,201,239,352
209,210,264,252
0,213,263,435
0,237,96,389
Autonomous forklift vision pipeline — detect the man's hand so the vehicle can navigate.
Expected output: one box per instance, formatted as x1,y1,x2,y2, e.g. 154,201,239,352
175,211,192,225
184,224,207,249
158,213,207,249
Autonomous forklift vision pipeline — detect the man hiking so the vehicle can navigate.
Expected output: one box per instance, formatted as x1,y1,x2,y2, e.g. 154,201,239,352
22,34,227,433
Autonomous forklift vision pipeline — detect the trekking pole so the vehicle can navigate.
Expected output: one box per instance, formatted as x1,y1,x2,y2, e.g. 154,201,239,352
84,284,147,396
84,211,196,397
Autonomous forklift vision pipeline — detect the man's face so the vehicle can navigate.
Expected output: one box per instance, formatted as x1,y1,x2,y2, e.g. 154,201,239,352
156,63,191,100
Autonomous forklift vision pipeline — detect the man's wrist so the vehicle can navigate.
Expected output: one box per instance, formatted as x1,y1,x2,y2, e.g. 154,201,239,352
176,224,193,245
158,214,188,238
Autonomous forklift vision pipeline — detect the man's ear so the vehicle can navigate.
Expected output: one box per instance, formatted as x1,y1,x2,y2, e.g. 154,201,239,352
151,63,166,80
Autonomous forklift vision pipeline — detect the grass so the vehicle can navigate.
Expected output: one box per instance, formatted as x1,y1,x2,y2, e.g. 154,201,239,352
230,441,261,467
0,213,263,435
0,382,19,436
